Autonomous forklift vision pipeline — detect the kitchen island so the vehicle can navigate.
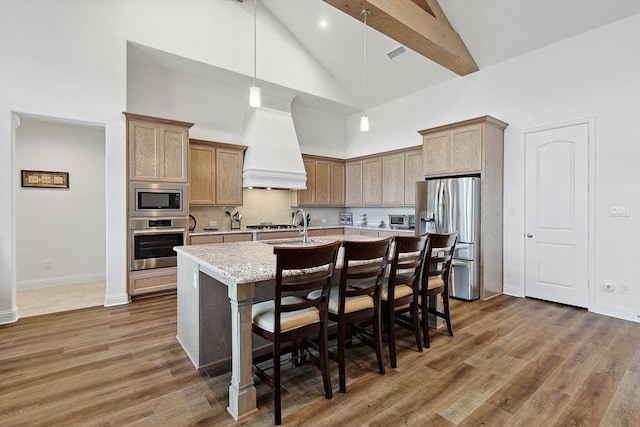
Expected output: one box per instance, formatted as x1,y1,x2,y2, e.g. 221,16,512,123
174,234,383,420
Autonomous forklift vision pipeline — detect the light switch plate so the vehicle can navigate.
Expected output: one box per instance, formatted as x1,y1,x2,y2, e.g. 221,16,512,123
610,206,630,217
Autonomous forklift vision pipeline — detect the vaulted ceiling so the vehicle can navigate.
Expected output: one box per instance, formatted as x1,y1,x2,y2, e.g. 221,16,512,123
261,0,640,110
129,1,640,115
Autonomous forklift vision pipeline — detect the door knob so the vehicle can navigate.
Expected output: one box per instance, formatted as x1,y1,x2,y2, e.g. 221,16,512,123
526,233,533,238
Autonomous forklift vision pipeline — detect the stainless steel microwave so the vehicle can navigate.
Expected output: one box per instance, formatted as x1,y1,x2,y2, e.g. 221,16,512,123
388,214,415,229
129,182,187,217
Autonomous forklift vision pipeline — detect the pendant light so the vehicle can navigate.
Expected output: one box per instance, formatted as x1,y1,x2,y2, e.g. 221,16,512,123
360,9,370,132
249,0,261,108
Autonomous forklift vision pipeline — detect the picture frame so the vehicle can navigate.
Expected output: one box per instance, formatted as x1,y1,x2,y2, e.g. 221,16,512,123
21,170,69,189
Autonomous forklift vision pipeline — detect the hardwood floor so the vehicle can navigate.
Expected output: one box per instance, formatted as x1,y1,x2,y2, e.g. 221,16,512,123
1,294,638,426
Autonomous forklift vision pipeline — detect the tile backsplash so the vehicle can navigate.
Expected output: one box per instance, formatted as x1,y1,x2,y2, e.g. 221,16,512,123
189,188,414,231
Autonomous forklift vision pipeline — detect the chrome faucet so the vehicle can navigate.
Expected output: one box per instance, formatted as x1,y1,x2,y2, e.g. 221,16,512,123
293,208,309,243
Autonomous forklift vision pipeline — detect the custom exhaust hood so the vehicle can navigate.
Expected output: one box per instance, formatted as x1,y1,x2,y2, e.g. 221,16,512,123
241,97,307,190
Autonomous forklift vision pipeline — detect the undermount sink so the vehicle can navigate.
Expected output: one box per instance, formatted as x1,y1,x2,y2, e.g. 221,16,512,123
263,238,320,246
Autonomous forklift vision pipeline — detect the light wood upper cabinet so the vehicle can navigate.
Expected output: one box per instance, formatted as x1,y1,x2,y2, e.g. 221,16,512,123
315,160,331,206
345,160,363,206
382,153,404,206
404,148,423,206
296,155,345,207
298,158,316,206
451,124,482,173
330,162,345,206
346,146,422,207
189,143,216,205
216,147,244,205
188,139,246,206
362,157,383,206
125,113,194,183
420,118,503,177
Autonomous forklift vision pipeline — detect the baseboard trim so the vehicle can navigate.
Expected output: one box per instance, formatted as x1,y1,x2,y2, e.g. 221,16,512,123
0,307,19,324
104,293,130,307
18,273,106,290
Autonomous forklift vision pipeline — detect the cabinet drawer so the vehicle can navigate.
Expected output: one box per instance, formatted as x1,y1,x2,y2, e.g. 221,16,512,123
129,267,177,296
190,235,224,245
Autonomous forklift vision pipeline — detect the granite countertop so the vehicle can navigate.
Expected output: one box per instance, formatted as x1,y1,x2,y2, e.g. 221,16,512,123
189,224,414,236
174,234,383,285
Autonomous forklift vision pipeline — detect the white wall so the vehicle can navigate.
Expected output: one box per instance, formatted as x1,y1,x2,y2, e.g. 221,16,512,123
345,15,640,322
127,55,348,155
15,118,106,288
0,0,354,322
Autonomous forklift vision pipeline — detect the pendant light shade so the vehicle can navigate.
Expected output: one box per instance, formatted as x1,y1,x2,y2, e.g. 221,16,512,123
249,0,261,108
360,10,370,132
360,115,369,132
249,85,261,108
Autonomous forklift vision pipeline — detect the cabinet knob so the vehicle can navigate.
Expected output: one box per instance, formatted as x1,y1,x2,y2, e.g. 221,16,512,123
526,233,533,238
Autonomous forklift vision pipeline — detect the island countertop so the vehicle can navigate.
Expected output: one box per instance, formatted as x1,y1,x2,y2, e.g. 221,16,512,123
174,234,383,286
175,233,388,420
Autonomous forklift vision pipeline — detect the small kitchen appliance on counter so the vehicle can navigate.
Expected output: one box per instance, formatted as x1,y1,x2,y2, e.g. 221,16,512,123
226,210,243,229
339,212,353,225
388,214,415,229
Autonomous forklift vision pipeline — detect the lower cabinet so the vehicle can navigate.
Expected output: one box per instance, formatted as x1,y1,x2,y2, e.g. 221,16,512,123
323,228,344,235
344,228,416,238
190,233,252,245
256,230,300,240
129,267,177,296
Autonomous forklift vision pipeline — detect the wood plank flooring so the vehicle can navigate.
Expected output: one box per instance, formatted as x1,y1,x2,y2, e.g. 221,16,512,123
1,294,639,426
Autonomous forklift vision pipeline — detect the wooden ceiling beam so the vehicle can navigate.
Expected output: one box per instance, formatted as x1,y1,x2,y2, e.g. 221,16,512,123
323,0,478,76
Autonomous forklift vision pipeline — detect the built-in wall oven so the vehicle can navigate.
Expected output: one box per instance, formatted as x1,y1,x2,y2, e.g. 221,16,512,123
130,181,187,217
130,217,187,271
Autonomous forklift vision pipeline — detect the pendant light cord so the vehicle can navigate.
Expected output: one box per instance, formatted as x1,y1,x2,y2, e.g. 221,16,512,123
362,10,369,116
253,0,257,86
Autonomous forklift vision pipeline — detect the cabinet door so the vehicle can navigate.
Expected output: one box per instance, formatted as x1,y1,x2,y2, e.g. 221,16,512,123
345,161,363,206
298,158,315,206
330,162,345,206
161,126,188,182
189,144,216,205
362,157,382,205
404,149,423,205
315,160,331,206
451,124,482,173
382,153,405,206
129,120,159,181
216,147,244,205
423,131,451,176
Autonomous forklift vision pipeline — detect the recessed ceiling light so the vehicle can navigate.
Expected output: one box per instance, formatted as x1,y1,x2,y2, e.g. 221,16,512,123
319,19,328,28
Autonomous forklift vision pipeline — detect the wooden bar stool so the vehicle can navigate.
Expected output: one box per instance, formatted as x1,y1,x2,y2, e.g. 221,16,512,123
251,241,341,425
309,238,392,393
420,232,458,348
381,234,428,368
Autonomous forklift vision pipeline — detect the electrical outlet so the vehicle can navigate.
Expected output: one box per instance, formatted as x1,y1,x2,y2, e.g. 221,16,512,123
210,221,217,226
620,284,629,295
44,260,53,269
321,218,327,223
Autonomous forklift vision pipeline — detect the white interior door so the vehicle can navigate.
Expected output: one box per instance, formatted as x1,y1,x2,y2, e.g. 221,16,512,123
525,123,589,308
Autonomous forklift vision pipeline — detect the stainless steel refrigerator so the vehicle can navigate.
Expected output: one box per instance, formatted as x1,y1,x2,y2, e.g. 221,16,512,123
415,177,481,300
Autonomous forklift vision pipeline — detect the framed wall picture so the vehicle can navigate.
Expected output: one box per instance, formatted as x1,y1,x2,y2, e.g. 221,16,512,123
21,170,69,189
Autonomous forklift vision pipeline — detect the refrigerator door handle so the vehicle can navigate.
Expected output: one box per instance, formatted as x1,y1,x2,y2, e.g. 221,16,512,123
435,180,444,233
